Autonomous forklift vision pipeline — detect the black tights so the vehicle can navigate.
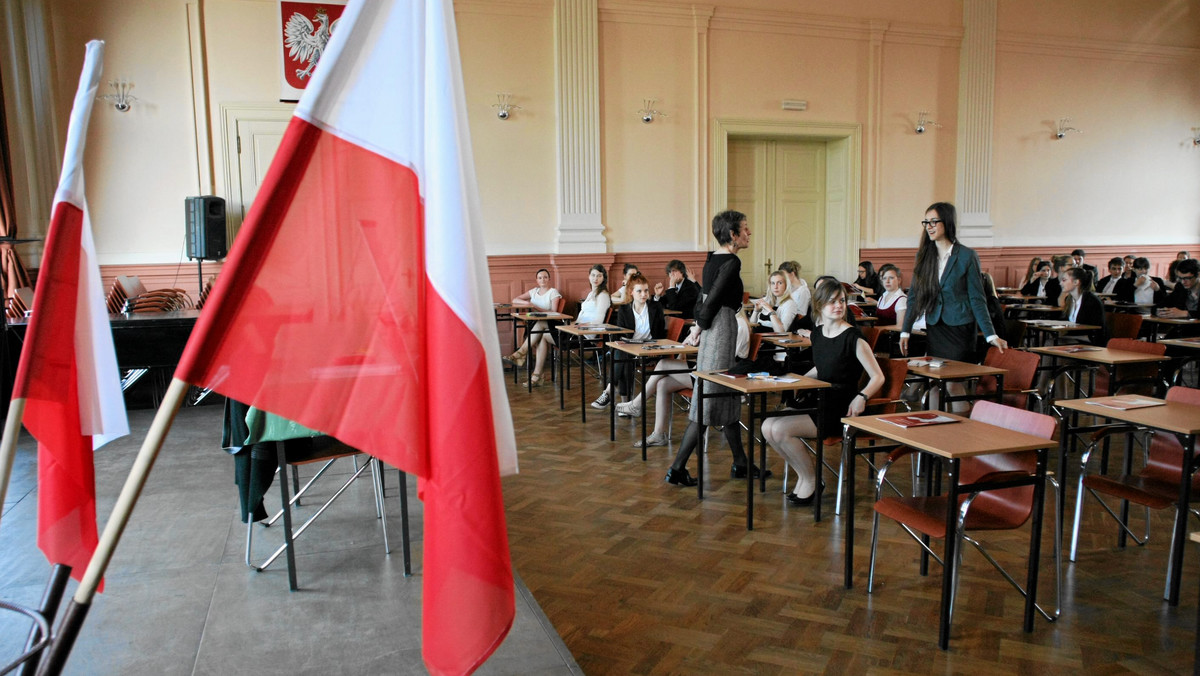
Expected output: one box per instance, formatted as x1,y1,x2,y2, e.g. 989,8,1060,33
669,420,748,472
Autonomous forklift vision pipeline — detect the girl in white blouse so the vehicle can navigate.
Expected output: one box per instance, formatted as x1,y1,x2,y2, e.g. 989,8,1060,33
751,271,798,332
577,264,612,326
506,268,563,386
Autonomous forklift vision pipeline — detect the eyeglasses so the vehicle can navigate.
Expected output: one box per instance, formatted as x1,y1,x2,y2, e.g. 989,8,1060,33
1179,275,1197,282
921,219,943,227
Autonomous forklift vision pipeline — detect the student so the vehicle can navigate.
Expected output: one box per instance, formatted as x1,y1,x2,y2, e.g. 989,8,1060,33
653,259,701,320
1166,251,1191,291
577,264,612,325
980,272,1008,346
665,211,761,487
1161,258,1200,319
617,313,751,444
900,202,1006,409
1095,257,1129,296
1122,255,1137,279
874,264,907,328
1021,261,1061,301
761,282,884,505
1021,256,1043,287
1060,267,1107,344
591,274,666,408
610,263,640,304
506,268,563,387
778,260,811,322
1071,249,1097,280
1121,257,1166,312
850,261,883,297
751,271,798,333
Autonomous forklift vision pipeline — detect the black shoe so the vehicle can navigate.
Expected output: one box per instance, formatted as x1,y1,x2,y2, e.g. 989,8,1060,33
786,481,824,506
665,467,698,487
731,463,773,480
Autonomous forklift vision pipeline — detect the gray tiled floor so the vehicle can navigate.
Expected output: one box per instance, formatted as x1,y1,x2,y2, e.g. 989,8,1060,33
0,405,578,675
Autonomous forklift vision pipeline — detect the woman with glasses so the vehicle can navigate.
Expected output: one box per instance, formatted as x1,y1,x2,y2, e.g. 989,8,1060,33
900,203,1006,408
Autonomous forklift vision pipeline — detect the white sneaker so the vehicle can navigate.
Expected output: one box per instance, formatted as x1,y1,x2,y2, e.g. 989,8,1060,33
591,391,611,409
616,402,632,418
616,401,642,418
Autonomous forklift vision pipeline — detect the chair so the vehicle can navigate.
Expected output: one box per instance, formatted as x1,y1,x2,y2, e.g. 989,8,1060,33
1069,386,1200,592
831,356,911,513
1094,338,1167,397
666,316,685,342
860,326,881,352
975,347,1042,410
868,400,1061,627
5,286,32,320
245,434,407,591
1106,312,1143,340
1003,318,1027,349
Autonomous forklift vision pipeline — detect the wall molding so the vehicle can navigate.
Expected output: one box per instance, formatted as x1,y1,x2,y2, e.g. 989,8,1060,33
454,0,551,18
997,31,1200,65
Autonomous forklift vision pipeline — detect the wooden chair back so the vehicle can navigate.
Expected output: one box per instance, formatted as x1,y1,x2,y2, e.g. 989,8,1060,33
960,401,1057,529
665,317,685,342
1106,313,1143,340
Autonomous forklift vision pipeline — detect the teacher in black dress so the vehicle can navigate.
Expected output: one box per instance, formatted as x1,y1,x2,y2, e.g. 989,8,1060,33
664,210,762,487
899,203,1007,405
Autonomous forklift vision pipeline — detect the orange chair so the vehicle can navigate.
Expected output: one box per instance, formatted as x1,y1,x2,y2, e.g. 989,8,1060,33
1094,338,1166,397
1069,387,1200,588
975,347,1042,410
1106,313,1143,341
833,356,912,515
868,401,1061,626
860,325,881,352
665,317,685,342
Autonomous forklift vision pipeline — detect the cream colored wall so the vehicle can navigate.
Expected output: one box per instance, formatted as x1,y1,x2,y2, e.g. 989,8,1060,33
47,0,201,266
11,0,1199,271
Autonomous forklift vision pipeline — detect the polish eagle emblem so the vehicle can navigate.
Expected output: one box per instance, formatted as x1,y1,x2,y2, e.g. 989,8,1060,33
283,7,339,81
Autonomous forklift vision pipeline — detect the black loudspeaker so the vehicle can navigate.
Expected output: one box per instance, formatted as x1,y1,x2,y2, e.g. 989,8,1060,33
185,196,228,260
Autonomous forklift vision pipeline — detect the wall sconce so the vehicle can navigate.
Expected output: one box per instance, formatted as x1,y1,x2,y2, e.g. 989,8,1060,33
638,98,667,124
1054,117,1082,139
98,79,137,112
492,93,521,120
915,111,941,134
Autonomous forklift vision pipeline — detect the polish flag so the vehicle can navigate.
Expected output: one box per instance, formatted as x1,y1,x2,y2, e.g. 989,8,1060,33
173,2,518,674
12,40,128,583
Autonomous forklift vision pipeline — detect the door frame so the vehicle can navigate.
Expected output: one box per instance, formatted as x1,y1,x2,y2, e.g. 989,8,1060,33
711,118,861,281
220,102,295,243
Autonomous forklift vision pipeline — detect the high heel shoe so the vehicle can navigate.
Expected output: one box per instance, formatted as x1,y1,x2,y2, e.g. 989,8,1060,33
786,482,824,506
730,463,772,480
504,350,527,368
521,373,541,387
664,467,698,487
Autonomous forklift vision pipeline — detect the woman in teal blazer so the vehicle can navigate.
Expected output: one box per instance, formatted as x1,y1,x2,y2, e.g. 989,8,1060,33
899,202,1007,363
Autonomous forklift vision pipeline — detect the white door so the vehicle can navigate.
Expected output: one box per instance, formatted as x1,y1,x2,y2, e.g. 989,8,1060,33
221,104,294,242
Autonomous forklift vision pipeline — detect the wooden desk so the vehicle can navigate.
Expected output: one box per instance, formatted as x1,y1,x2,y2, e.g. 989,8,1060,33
1105,301,1156,314
662,309,682,316
905,357,1007,411
1020,319,1103,347
556,323,633,419
841,412,1054,648
1054,397,1200,605
606,339,698,455
998,294,1045,302
693,371,830,528
512,311,573,392
762,335,812,350
1005,304,1061,318
1142,316,1200,342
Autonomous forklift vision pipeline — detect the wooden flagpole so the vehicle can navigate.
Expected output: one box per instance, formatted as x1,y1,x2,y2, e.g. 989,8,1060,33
35,378,189,676
0,398,27,533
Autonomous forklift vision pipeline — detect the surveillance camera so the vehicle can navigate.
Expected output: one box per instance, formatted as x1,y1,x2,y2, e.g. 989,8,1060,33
642,114,653,123
915,125,925,134
1055,131,1064,139
497,109,509,120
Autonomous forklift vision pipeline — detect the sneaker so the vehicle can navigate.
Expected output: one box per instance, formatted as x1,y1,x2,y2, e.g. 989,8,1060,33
590,391,610,409
615,401,642,418
632,433,668,449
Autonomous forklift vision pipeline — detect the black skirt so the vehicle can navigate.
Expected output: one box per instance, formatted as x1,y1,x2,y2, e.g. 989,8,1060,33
926,321,976,362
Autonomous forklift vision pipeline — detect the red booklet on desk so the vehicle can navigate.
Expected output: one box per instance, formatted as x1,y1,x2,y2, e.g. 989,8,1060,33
882,412,958,428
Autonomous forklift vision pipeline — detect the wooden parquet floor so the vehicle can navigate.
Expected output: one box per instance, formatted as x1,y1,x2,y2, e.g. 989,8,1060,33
500,367,1198,675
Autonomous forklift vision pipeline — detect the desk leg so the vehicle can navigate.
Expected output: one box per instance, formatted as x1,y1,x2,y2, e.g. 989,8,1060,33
640,356,648,461
1118,432,1134,548
558,339,565,410
1058,415,1071,555
843,426,858,589
758,394,768,494
1165,434,1195,605
1024,450,1047,633
579,341,587,423
938,458,961,650
1100,364,1116,475
746,394,756,531
815,390,826,523
276,442,298,591
609,349,617,441
696,379,705,500
995,373,1005,404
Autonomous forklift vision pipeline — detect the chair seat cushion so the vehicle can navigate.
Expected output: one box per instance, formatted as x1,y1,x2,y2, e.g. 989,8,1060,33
874,495,1030,539
1081,475,1177,510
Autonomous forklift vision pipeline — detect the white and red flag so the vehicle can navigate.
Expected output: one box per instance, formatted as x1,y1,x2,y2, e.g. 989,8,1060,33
173,1,518,674
12,40,128,583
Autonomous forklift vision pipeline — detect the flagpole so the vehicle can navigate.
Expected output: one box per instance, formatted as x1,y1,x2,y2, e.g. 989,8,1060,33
0,397,27,532
35,378,189,676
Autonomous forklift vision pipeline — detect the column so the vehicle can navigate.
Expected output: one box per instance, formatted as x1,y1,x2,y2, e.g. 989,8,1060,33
553,0,606,254
954,0,996,247
864,21,888,247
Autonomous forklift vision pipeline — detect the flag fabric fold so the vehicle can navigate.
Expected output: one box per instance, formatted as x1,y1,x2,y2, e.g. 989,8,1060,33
12,39,129,583
173,1,517,673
